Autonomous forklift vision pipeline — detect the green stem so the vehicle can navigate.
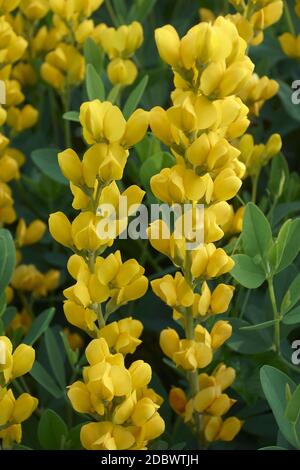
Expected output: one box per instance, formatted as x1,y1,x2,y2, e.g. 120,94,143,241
268,278,280,352
284,0,296,35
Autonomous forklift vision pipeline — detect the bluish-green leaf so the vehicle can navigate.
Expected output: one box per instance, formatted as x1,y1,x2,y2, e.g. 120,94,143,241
243,203,273,266
30,362,63,399
128,0,157,22
123,75,149,119
23,308,55,346
0,229,16,292
231,254,266,288
86,63,105,101
63,111,79,122
281,272,300,314
84,38,103,75
38,409,68,450
44,328,66,389
260,365,298,448
275,219,300,273
285,384,300,424
277,79,300,123
282,306,300,325
107,84,122,104
31,148,67,186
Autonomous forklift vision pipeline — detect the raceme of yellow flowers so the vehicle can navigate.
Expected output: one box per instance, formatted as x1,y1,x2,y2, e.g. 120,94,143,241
0,336,37,449
49,101,165,450
148,16,258,446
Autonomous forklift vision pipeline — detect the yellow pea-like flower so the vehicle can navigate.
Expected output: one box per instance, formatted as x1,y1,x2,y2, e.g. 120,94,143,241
49,211,73,248
107,58,137,86
11,344,35,380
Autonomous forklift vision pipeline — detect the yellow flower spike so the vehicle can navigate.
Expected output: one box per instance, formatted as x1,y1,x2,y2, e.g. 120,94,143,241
107,58,137,86
82,143,128,185
169,387,187,415
210,284,235,315
11,394,38,423
210,321,232,350
58,149,84,186
11,344,35,379
129,360,152,389
49,211,73,248
0,389,15,426
123,109,149,148
68,381,93,414
217,417,243,441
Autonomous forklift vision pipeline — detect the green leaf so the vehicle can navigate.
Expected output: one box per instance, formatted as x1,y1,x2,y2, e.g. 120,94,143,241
140,151,174,190
123,75,149,119
277,79,300,123
44,328,66,389
112,0,127,20
268,154,288,201
2,306,17,329
38,409,68,450
275,219,300,273
107,84,121,104
0,229,16,292
240,320,277,331
30,362,63,399
60,331,78,367
128,0,157,21
231,254,266,288
281,272,300,314
23,308,55,346
226,318,272,354
31,148,67,186
63,111,80,122
260,365,298,447
285,384,300,424
282,306,300,325
86,63,105,101
84,38,103,75
243,203,273,266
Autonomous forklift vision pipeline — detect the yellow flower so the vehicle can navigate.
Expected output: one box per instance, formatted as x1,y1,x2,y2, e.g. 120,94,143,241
99,22,143,60
98,318,143,355
210,321,232,350
80,100,126,145
6,105,38,133
169,387,187,415
152,272,194,308
279,33,300,59
20,0,49,20
49,212,73,248
41,44,85,91
80,422,135,450
107,58,137,86
15,218,46,247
